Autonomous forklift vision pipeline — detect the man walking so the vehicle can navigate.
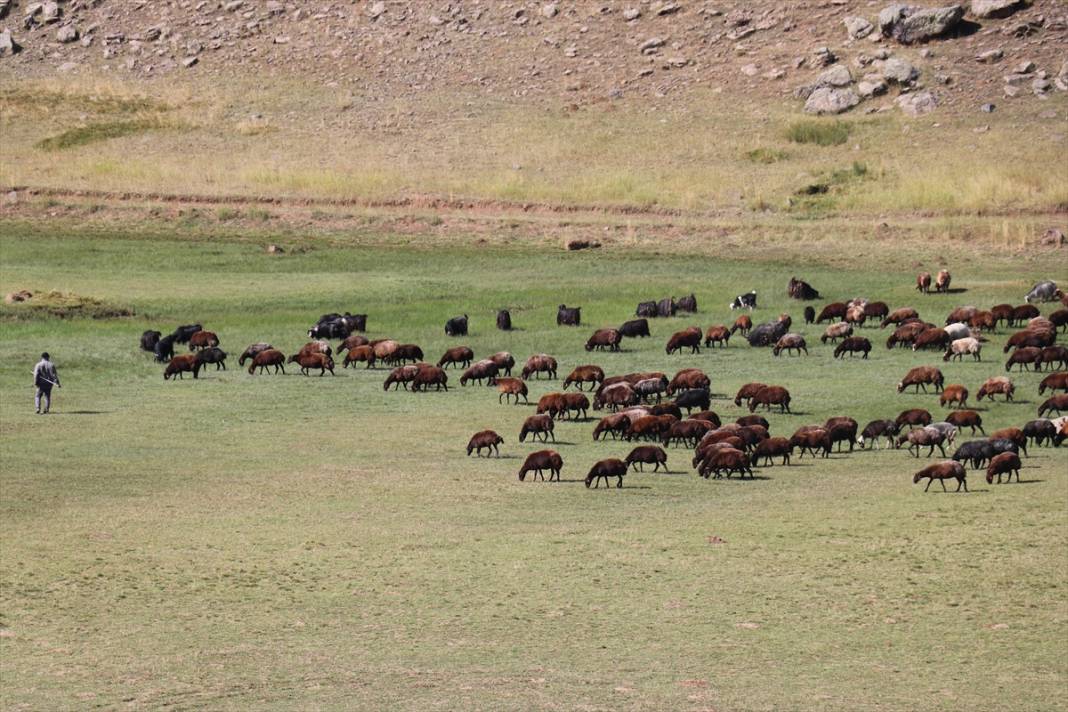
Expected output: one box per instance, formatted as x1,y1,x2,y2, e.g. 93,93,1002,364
33,352,61,414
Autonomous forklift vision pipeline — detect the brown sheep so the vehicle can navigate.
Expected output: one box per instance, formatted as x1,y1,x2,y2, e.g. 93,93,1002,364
1003,328,1055,353
886,321,929,349
343,345,376,369
772,333,808,357
490,351,515,376
1038,345,1068,371
864,301,890,321
499,377,534,405
913,461,968,492
985,452,1021,484
536,393,566,419
665,326,702,355
845,305,867,327
1009,304,1040,326
911,328,950,351
238,342,273,365
1039,372,1068,395
460,359,499,386
1038,394,1068,417
1005,346,1042,372
593,382,639,411
897,366,944,394
750,437,793,466
945,410,985,435
564,365,605,391
749,385,791,413
585,458,628,489
411,365,448,391
662,419,714,448
730,314,752,336
990,304,1014,326
687,411,722,427
834,337,872,359
625,445,668,472
289,352,335,376
734,382,768,408
519,414,556,443
916,272,932,294
939,384,969,409
880,307,920,328
626,415,677,441
990,427,1028,457
945,306,978,325
896,427,948,458
467,430,504,457
164,353,200,380
896,408,933,429
977,376,1014,402
560,392,591,420
969,310,996,333
789,428,831,459
934,269,951,294
522,354,558,380
667,368,710,395
821,322,853,344
593,413,632,441
698,447,753,479
824,416,859,452
518,450,563,482
816,302,847,323
735,414,767,428
383,364,420,390
298,340,333,358
585,328,622,352
437,346,474,369
372,339,399,363
337,334,370,354
248,349,286,375
703,325,731,348
1050,308,1068,332
188,330,219,351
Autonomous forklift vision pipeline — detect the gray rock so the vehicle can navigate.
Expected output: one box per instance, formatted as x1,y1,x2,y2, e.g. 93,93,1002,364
1032,77,1051,94
541,3,558,19
813,46,837,67
970,0,1028,19
844,16,874,39
640,37,666,53
740,63,759,77
0,0,10,19
41,1,60,23
655,2,681,15
891,5,964,44
975,48,1003,63
56,24,78,43
1003,84,1020,97
897,90,938,115
265,2,286,16
804,86,861,114
881,56,919,83
368,1,385,19
623,8,641,21
181,55,198,68
816,64,854,87
858,79,889,97
980,102,995,112
0,28,18,56
1014,60,1035,74
878,4,912,35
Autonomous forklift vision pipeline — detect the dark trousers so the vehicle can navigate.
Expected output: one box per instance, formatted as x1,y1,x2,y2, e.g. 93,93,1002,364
35,383,52,413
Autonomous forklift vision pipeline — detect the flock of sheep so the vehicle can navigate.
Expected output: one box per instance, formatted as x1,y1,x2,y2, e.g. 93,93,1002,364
140,276,1068,491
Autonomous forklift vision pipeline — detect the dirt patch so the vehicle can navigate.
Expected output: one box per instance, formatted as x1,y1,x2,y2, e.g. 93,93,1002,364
0,290,134,320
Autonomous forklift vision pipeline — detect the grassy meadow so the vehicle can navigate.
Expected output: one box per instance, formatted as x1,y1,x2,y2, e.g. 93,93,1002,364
1,223,1066,710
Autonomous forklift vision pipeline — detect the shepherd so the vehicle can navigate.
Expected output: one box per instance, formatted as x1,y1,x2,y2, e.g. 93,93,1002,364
32,352,61,414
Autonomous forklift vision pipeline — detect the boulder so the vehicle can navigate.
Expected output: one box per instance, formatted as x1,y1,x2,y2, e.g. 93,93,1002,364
891,5,965,44
844,16,874,39
975,48,1003,63
878,4,912,35
816,64,854,88
970,0,1028,19
858,78,889,97
56,24,78,43
881,56,920,83
0,28,18,56
897,90,938,116
805,87,861,114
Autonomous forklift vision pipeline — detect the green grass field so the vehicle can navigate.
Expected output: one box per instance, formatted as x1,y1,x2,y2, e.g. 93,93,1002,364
1,224,1066,711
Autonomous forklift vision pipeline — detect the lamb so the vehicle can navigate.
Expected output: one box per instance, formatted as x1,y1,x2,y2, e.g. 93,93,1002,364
585,458,628,489
519,415,556,443
939,384,969,409
976,376,1014,402
821,322,853,344
913,461,968,492
858,420,899,449
522,354,558,380
466,430,504,457
247,349,286,375
772,333,808,357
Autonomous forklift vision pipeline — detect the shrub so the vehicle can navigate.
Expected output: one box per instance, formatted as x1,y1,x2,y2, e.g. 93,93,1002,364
784,120,852,146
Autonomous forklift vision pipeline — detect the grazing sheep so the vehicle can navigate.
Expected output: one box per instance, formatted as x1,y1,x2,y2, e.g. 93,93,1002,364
238,342,274,365
864,301,890,321
1005,346,1042,372
943,337,981,362
593,413,632,441
499,377,534,405
188,330,220,352
913,461,968,492
1038,394,1068,417
625,415,677,442
586,328,622,352
140,330,161,352
519,414,556,443
895,408,933,430
880,307,920,328
939,384,969,409
886,321,929,349
1050,309,1068,332
945,307,977,326
164,354,199,380
490,351,515,376
897,426,948,457
625,445,668,472
674,388,711,414
1039,372,1068,395
916,272,932,294
789,427,831,459
1004,328,1055,353
1038,345,1068,371
698,447,753,479
734,382,768,408
518,450,563,482
746,320,788,347
560,392,591,420
1009,304,1041,326
825,417,859,452
634,376,669,404
990,304,1014,326
986,452,1022,484
247,349,286,375
834,337,872,359
990,427,1028,457
390,344,424,365
703,325,731,348
522,354,558,380
945,410,985,435
564,365,605,391
772,333,808,357
372,339,399,364
787,277,821,300
750,437,793,466
154,334,176,362
343,345,377,369
289,352,335,376
411,365,448,392
677,294,698,313
445,314,469,336
858,419,899,449
897,367,945,394
667,368,710,395
619,318,651,338
665,327,703,355
821,322,853,344
460,359,499,386
934,270,951,294
171,324,203,344
749,386,791,413
1024,280,1060,304
585,458,629,489
845,305,867,327
297,340,333,359
1022,419,1056,447
952,440,994,469
969,310,996,333
816,302,847,323
730,315,753,336
691,411,723,427
557,305,581,326
438,346,474,369
383,365,420,390
977,377,1015,402
593,382,639,411
194,347,227,371
912,328,951,352
735,414,767,428
467,430,504,457
927,422,958,447
662,419,714,448
536,393,567,419
943,322,971,342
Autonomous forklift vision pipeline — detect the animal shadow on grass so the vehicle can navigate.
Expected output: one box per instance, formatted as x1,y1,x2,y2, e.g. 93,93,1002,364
56,410,111,415
713,475,772,482
943,287,970,295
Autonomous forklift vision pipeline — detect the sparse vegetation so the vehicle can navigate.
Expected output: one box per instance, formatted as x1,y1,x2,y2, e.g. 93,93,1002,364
216,207,241,221
35,118,182,151
745,147,789,164
785,119,852,146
